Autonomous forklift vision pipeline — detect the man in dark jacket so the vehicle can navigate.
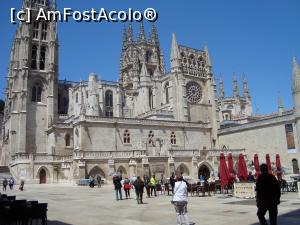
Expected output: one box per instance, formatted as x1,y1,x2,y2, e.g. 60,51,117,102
2,178,8,191
113,175,123,200
133,176,145,204
256,163,281,225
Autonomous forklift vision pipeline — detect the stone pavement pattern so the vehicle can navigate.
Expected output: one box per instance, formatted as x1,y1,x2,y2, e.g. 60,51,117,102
4,184,300,225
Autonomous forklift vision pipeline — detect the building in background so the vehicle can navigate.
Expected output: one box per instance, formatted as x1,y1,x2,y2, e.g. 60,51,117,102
0,0,299,183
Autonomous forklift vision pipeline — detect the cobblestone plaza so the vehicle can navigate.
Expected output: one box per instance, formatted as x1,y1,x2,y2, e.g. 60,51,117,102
4,184,300,225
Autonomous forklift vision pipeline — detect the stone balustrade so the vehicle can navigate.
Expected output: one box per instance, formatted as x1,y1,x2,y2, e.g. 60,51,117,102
10,149,245,166
168,148,245,158
10,153,73,166
74,150,147,160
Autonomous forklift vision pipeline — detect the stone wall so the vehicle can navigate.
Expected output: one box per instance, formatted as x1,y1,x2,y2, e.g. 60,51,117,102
218,114,300,173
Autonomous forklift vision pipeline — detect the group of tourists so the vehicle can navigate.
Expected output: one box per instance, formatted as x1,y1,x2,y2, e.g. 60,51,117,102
2,177,15,191
88,175,102,188
110,164,281,225
112,174,160,203
2,177,24,191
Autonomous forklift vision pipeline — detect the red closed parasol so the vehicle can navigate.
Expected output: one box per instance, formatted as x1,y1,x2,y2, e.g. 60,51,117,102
266,154,272,174
227,153,235,182
254,153,260,178
276,154,281,179
237,153,248,181
220,152,230,187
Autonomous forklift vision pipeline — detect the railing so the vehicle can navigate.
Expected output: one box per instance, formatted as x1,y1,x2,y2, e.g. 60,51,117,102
168,149,199,157
82,115,209,128
10,153,73,165
207,149,246,157
9,149,245,165
138,109,174,119
168,149,245,158
74,150,147,160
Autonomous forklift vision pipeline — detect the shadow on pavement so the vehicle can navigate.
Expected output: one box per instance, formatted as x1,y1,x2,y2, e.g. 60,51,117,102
48,220,72,225
250,208,300,225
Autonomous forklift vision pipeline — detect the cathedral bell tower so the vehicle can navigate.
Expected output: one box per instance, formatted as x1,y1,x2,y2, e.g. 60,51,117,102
119,23,166,92
3,0,58,159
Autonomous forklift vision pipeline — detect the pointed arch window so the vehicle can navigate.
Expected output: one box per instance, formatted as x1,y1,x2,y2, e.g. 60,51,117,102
33,21,39,39
40,46,46,70
41,22,47,40
123,130,130,144
32,82,42,102
105,90,113,107
31,45,38,69
171,131,176,145
146,51,152,63
105,90,113,117
65,133,71,147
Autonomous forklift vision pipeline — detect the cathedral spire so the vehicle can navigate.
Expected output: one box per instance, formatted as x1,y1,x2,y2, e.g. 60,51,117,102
52,0,57,10
278,91,283,115
233,73,239,97
242,75,250,99
219,75,225,99
151,23,159,45
138,21,146,42
122,25,127,49
22,0,30,8
293,57,300,78
204,44,211,67
127,23,133,43
170,33,181,73
80,81,86,115
292,57,300,94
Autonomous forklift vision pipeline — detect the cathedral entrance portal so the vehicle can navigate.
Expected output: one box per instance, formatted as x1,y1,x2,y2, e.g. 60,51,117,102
198,165,210,180
39,169,46,184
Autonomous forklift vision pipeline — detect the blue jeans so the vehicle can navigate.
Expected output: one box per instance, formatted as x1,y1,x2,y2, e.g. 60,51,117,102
115,189,122,200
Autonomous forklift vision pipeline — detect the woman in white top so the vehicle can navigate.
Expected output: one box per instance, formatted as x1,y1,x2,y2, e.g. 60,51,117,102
172,175,190,225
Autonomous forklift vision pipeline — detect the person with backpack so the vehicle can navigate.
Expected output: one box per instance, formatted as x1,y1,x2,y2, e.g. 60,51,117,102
123,177,131,199
113,175,123,200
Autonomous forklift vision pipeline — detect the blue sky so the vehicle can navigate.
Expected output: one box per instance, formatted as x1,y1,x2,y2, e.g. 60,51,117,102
0,0,300,114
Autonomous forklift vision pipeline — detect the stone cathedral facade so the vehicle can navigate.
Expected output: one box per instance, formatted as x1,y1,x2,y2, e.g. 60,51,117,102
0,1,299,184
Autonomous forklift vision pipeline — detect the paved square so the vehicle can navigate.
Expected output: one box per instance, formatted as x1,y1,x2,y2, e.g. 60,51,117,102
3,184,300,225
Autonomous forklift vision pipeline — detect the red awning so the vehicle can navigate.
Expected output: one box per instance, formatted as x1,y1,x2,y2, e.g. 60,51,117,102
220,152,230,187
276,154,281,179
266,154,272,174
237,153,248,181
254,153,260,178
227,153,235,181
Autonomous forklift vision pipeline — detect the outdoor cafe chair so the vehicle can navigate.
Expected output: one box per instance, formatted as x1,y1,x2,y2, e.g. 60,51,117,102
30,203,48,225
7,196,16,201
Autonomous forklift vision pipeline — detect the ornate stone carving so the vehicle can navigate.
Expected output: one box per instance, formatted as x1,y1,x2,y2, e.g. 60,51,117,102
186,81,202,103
